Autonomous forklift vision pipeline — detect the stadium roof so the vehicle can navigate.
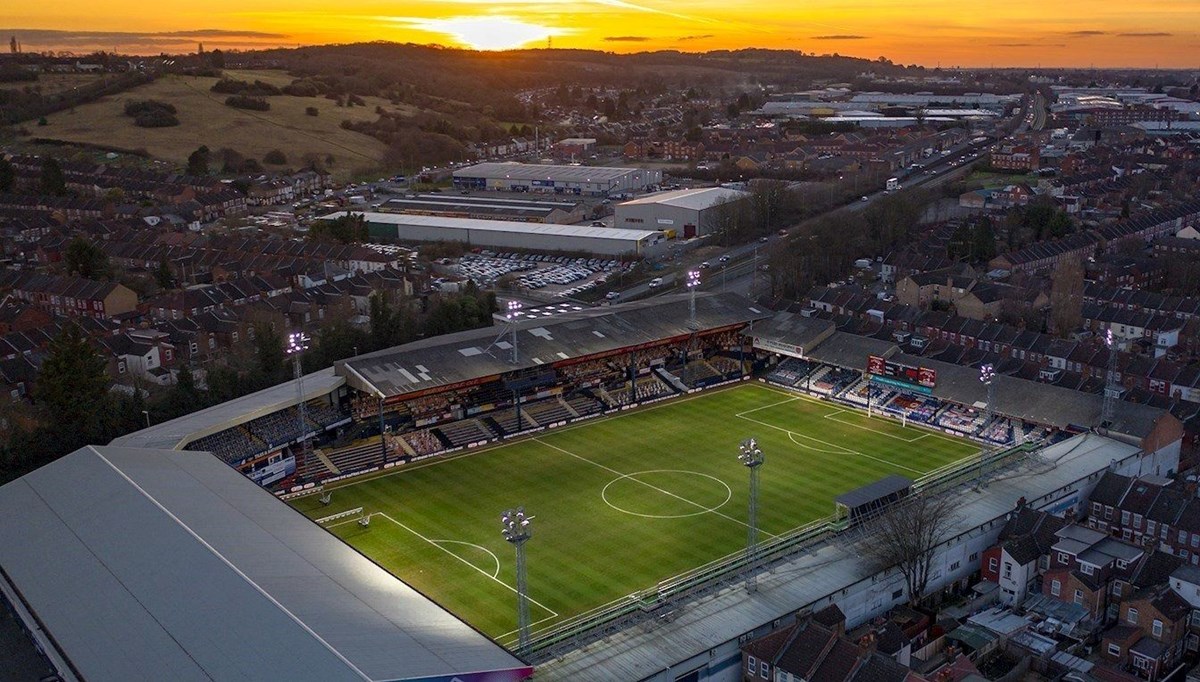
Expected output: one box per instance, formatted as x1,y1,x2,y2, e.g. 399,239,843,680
891,352,1167,440
805,331,899,368
452,162,648,182
323,211,661,242
535,432,1140,680
746,312,835,356
0,445,530,682
618,187,749,211
110,367,344,450
339,293,771,399
834,474,913,510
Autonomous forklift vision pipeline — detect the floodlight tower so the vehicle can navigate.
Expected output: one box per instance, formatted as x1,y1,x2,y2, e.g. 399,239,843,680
686,270,701,330
1102,329,1119,428
738,438,765,593
505,301,522,365
977,363,995,488
500,507,534,654
287,332,311,481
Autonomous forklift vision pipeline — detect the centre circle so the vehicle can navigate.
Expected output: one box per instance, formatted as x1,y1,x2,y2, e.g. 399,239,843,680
601,469,733,519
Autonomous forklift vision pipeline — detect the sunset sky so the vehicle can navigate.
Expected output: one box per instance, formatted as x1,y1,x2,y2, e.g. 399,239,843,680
5,0,1198,67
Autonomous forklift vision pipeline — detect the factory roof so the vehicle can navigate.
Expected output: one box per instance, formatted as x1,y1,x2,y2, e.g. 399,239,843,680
452,162,651,182
618,187,749,211
320,211,661,242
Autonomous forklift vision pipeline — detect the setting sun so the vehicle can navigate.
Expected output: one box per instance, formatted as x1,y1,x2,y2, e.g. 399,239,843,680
386,15,563,51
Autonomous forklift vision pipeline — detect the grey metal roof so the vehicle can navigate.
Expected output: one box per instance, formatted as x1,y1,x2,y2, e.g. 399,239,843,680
618,187,749,211
805,331,898,368
109,366,344,451
0,445,528,682
891,351,1167,438
834,475,913,509
535,432,1140,681
340,292,772,399
322,211,661,242
746,312,836,355
453,162,648,182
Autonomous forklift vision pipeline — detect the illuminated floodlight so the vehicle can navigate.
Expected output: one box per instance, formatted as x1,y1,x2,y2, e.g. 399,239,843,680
979,363,995,385
687,270,701,288
287,332,310,355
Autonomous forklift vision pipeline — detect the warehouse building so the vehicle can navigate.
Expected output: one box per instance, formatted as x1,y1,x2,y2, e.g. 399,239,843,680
379,193,585,224
452,162,661,196
319,211,666,256
614,187,749,238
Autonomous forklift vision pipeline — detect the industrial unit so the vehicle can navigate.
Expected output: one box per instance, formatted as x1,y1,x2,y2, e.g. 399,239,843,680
319,211,666,256
614,187,750,238
452,162,662,196
379,193,585,224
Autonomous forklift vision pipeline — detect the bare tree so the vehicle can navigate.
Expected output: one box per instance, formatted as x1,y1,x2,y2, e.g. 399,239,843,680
1049,256,1085,337
860,494,959,607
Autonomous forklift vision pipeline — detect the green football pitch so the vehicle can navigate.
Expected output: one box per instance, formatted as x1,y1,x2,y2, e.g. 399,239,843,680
291,383,977,644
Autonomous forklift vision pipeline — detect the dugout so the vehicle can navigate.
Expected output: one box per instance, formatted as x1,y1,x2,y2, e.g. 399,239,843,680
834,474,913,525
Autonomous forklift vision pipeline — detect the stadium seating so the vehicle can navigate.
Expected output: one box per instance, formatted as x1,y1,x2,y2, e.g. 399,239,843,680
435,419,493,447
566,395,603,417
325,441,393,474
189,427,260,464
401,429,442,456
523,399,574,427
677,361,722,388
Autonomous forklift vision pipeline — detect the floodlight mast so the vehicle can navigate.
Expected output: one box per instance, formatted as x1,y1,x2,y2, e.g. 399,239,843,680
686,270,701,330
287,332,311,482
506,301,524,425
977,363,995,488
1102,329,1118,428
500,507,534,654
738,438,765,592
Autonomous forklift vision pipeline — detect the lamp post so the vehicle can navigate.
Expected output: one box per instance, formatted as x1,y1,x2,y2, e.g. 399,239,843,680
142,410,150,428
738,438,765,592
501,507,533,654
287,332,311,481
977,363,995,488
506,301,524,426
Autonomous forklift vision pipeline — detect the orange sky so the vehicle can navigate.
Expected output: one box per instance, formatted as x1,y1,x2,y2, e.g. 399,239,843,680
5,0,1198,67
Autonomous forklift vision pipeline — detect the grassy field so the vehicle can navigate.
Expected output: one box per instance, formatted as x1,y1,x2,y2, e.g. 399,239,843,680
24,70,402,179
292,383,976,643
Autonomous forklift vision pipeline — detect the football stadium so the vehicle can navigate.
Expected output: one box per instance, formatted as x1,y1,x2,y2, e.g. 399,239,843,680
1,292,1184,681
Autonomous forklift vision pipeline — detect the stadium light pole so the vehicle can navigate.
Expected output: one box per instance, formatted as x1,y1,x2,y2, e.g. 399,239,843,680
977,363,995,489
738,438,765,593
686,270,701,331
506,301,524,426
501,508,533,655
287,332,311,482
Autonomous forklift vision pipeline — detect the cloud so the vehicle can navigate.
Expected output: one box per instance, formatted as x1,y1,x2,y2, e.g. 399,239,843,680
811,35,868,40
2,28,288,43
604,36,651,42
1118,32,1172,37
678,34,714,41
992,42,1065,47
1065,30,1107,37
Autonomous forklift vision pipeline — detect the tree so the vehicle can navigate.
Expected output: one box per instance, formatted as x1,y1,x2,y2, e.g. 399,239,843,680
263,149,288,165
1049,256,1085,337
36,323,108,429
309,213,366,244
155,259,174,290
253,324,287,387
305,106,319,117
860,494,959,607
0,156,14,193
65,236,110,280
187,145,210,176
40,156,66,196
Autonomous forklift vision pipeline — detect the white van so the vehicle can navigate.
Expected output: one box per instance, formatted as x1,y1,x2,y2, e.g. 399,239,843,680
648,277,663,288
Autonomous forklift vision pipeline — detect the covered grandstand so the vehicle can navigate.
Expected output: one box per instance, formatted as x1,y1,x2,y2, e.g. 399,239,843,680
0,445,531,682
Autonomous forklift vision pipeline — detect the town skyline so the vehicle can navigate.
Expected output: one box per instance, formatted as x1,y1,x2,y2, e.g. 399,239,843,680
5,0,1200,68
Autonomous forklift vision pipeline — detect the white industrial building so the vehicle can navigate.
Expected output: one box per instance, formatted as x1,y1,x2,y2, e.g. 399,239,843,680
614,187,750,238
452,162,661,196
321,211,666,256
